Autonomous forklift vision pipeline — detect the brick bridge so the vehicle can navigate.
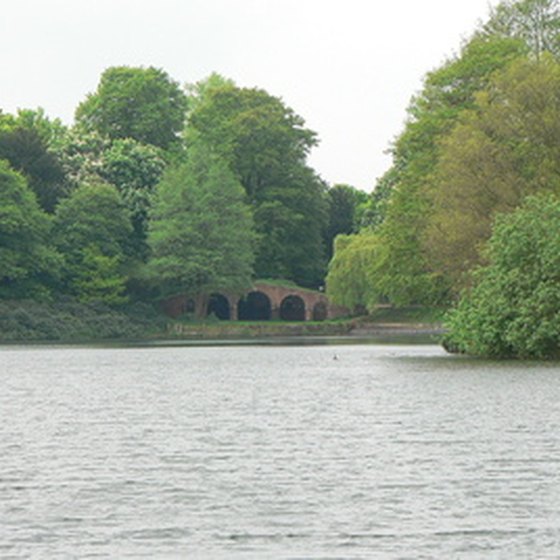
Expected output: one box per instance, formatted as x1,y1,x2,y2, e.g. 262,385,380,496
162,281,346,321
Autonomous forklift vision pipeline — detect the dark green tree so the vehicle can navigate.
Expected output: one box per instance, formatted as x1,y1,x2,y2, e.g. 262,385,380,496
99,138,166,260
186,81,327,286
75,66,188,150
0,110,68,212
324,184,368,261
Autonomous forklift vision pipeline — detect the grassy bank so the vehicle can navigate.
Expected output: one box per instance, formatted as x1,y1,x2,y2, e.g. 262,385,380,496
167,318,355,339
0,300,445,343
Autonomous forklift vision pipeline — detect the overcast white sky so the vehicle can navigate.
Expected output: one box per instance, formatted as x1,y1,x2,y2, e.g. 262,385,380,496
1,0,500,191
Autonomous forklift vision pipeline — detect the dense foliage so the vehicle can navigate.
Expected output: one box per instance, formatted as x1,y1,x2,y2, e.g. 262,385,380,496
1,63,357,323
4,0,560,353
185,81,329,287
443,195,560,359
75,66,188,150
147,143,256,298
328,0,560,325
0,161,60,299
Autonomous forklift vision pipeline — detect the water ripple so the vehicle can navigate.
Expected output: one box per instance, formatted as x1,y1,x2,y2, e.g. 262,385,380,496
1,343,559,558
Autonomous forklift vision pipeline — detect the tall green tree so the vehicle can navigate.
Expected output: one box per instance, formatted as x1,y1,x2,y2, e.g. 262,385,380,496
426,55,560,287
75,66,188,150
0,160,60,298
329,34,527,307
147,144,256,299
185,81,328,287
370,35,527,305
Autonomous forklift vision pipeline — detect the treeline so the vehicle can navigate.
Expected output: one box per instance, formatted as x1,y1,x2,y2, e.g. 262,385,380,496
327,0,560,358
0,70,367,310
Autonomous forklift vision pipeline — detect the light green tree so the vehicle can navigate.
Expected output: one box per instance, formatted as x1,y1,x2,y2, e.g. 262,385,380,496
326,233,383,313
359,35,527,306
426,55,560,287
444,194,560,359
147,143,256,299
75,66,188,150
483,0,560,59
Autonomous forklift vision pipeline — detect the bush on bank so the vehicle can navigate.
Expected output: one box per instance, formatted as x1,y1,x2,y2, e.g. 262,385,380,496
443,195,560,359
0,299,167,342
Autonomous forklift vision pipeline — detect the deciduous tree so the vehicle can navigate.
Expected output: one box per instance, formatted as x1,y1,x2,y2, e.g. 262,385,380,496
53,183,133,304
76,66,188,150
444,194,560,359
186,81,327,287
426,55,560,286
0,160,60,298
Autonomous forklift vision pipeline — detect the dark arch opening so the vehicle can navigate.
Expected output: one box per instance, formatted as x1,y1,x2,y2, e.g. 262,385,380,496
280,295,306,321
238,291,272,321
313,301,328,321
182,298,195,315
207,293,231,320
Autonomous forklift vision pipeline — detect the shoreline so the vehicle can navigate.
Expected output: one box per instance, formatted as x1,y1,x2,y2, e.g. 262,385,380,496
0,320,444,346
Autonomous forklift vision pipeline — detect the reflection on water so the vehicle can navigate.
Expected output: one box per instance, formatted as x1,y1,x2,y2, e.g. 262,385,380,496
1,341,559,558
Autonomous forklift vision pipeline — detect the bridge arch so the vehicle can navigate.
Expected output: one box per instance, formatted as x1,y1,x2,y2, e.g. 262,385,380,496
312,301,328,321
238,291,272,321
206,293,231,320
280,295,306,321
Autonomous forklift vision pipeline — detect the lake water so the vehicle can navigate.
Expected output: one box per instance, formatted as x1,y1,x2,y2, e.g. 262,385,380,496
1,339,560,559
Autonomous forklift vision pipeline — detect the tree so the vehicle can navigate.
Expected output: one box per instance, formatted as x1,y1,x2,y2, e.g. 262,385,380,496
0,110,68,212
426,55,560,287
326,233,382,313
324,184,368,261
185,81,327,286
358,35,528,306
443,194,560,359
0,160,60,298
147,144,256,300
483,0,560,59
53,183,133,304
99,138,166,260
75,66,188,150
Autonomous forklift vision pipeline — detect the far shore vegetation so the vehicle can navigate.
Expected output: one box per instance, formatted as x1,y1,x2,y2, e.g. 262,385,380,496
2,0,560,357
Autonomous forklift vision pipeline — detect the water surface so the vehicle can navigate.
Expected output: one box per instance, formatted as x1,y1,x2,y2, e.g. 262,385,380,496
1,342,559,558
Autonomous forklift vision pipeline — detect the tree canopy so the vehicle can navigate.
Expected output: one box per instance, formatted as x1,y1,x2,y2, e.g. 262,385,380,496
75,66,188,150
186,81,328,287
426,55,560,287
